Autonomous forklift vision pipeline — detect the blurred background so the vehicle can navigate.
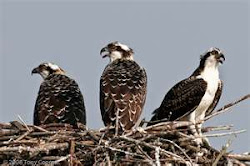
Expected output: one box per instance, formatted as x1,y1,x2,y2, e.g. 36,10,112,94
0,0,249,153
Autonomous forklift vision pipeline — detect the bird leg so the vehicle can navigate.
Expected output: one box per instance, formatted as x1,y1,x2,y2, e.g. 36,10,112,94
195,111,210,147
187,112,203,146
191,124,203,146
196,123,210,147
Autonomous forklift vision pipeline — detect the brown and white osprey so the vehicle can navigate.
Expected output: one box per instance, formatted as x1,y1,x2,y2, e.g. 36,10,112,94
148,47,225,144
32,62,86,126
100,41,147,133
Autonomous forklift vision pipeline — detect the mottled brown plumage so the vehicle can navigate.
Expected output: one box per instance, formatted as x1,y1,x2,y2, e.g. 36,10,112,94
32,62,86,126
100,42,147,132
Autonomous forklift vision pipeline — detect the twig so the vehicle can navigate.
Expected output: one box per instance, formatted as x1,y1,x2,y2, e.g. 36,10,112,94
160,138,193,165
86,129,100,143
205,94,250,121
137,145,154,164
0,129,19,136
32,125,49,132
54,154,70,164
212,139,232,166
202,125,233,133
105,152,111,166
14,129,33,142
145,121,194,132
155,146,161,166
204,130,246,137
178,130,245,143
119,136,186,163
0,142,69,153
0,140,38,146
69,140,75,166
17,115,31,132
105,145,145,158
227,154,250,161
98,133,106,145
0,122,12,129
0,94,249,165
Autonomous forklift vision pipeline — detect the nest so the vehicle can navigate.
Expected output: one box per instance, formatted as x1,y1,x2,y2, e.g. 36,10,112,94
0,94,249,166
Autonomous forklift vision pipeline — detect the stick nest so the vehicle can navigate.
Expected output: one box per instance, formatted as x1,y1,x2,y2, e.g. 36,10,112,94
0,94,249,166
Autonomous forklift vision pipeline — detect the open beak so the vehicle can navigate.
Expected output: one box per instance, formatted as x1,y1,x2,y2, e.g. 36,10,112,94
217,53,225,64
100,47,109,58
31,67,39,75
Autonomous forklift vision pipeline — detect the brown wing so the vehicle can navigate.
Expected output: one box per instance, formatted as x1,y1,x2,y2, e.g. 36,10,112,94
100,59,147,131
34,74,86,126
148,77,207,126
205,80,223,117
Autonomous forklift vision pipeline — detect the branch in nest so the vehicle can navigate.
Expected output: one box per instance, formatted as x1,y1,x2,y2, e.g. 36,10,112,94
0,94,249,165
212,138,232,166
0,142,69,154
119,136,188,164
227,154,250,161
205,94,250,121
204,130,246,138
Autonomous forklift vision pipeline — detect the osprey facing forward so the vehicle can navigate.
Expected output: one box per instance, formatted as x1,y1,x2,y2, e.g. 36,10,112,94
148,48,225,144
100,42,147,133
32,62,86,126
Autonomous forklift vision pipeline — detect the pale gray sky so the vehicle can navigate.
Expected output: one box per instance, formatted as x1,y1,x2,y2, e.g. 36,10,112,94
0,0,249,153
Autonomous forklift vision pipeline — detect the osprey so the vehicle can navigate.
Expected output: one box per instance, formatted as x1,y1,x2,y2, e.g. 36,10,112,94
100,41,147,133
148,47,225,144
32,62,86,126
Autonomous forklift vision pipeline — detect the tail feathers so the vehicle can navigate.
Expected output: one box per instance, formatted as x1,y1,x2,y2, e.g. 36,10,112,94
146,108,160,127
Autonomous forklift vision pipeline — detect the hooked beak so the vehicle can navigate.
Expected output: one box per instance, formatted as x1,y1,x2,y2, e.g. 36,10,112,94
31,67,39,75
100,47,109,58
217,53,225,64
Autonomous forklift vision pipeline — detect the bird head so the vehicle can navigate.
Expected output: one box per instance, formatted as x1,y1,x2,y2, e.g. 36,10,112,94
200,47,225,68
100,41,134,62
32,62,65,79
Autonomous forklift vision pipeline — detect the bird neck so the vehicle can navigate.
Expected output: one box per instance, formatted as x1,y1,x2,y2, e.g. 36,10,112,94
191,60,219,78
110,56,134,63
54,70,66,75
41,71,66,80
199,64,219,82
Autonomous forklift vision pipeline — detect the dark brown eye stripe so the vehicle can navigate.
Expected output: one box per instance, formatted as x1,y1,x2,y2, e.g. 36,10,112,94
211,50,218,55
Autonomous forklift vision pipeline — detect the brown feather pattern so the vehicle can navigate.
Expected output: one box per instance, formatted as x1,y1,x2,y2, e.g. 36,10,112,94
148,77,207,126
34,74,86,126
100,59,147,131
